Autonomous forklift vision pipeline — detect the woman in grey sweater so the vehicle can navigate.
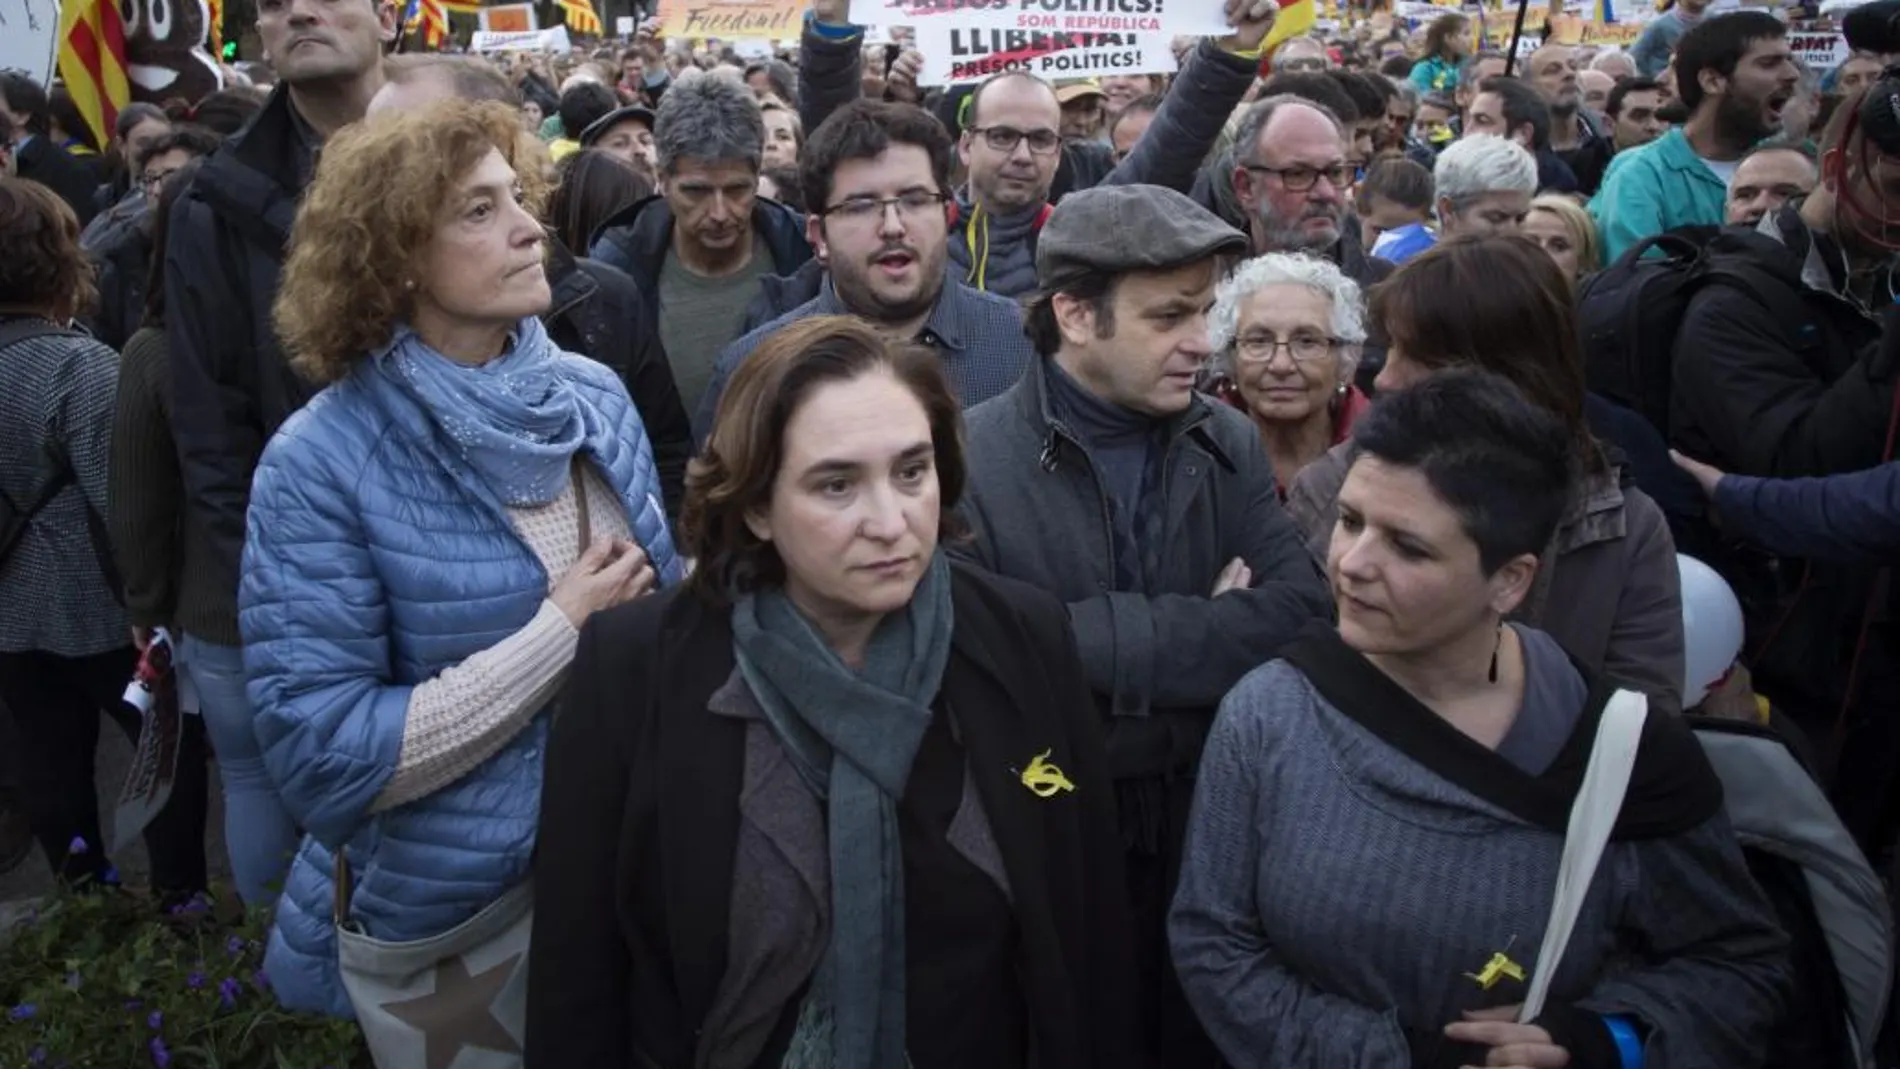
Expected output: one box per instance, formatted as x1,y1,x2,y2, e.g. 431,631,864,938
1171,371,1789,1069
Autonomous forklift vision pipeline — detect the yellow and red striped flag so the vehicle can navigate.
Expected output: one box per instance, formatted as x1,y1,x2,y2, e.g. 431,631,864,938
558,0,603,35
1263,0,1318,55
208,0,224,55
58,0,131,150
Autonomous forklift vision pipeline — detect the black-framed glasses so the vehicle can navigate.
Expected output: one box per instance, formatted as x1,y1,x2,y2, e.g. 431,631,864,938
1233,331,1339,364
970,125,1062,155
1242,163,1351,193
819,189,949,225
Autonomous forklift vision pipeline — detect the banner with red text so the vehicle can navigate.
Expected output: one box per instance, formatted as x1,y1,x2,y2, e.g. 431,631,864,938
915,23,1179,83
852,0,1234,36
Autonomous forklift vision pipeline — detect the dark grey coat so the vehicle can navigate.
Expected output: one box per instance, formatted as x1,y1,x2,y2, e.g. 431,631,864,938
953,359,1331,780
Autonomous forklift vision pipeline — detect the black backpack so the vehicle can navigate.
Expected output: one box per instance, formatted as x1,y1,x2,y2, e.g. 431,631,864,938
1577,228,1804,436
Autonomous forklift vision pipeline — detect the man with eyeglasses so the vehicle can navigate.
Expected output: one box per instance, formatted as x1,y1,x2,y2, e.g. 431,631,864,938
795,0,1280,299
955,183,1330,1067
692,98,1036,444
1274,36,1333,74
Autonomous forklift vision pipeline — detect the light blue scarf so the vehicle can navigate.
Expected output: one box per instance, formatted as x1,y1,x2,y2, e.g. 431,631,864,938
370,316,588,507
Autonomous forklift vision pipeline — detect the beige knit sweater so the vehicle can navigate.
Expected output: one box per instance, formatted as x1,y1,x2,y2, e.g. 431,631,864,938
373,466,631,811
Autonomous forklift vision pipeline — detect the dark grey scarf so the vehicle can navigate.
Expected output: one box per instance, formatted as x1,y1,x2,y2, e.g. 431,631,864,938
729,552,955,1069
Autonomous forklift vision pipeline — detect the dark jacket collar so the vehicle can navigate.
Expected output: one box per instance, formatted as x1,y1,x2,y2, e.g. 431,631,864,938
191,84,306,249
589,192,813,289
543,235,597,323
1013,353,1236,472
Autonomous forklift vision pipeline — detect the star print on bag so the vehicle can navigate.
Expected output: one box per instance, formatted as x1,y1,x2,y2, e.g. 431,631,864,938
381,953,523,1069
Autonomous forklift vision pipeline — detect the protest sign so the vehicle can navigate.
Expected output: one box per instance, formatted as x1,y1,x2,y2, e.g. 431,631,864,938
0,0,59,85
1786,29,1849,69
472,25,575,50
853,0,1235,38
656,0,805,39
113,633,182,855
915,23,1178,83
481,3,538,31
616,14,637,33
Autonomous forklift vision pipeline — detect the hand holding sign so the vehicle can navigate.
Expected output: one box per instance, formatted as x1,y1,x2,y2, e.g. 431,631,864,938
1219,0,1279,52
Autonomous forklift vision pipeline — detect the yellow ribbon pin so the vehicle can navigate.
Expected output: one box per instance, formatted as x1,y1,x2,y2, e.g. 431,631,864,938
1465,951,1527,991
1020,750,1076,798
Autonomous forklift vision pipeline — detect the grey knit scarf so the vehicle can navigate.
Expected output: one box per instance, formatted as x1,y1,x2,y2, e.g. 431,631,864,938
729,551,954,1069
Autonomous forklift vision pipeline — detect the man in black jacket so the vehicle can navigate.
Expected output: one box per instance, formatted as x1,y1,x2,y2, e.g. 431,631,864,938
370,54,693,510
164,0,395,688
0,73,101,225
1672,95,1900,854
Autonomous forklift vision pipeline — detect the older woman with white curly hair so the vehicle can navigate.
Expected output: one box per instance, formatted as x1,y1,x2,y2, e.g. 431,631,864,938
1207,253,1371,494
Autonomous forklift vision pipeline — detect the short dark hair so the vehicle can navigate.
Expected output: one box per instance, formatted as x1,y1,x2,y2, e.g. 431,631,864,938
1348,367,1575,574
1368,234,1599,473
1024,269,1118,358
1458,50,1508,90
1380,55,1416,79
1258,72,1360,123
1108,91,1164,142
135,124,222,173
1477,75,1552,150
546,149,652,260
760,163,804,211
0,176,95,321
744,59,797,103
800,98,953,217
1326,70,1389,124
1605,76,1663,118
143,157,206,328
114,102,168,141
388,54,521,106
1676,11,1787,113
558,81,619,142
1357,157,1434,211
0,111,14,148
167,88,265,136
0,72,51,136
47,87,99,152
1419,92,1457,115
682,315,969,602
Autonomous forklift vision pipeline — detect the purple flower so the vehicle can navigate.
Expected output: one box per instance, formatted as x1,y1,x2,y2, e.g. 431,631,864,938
149,1037,171,1069
123,1000,142,1012
225,935,245,957
64,971,80,990
9,1003,36,1021
183,895,208,914
28,1047,47,1065
147,1011,162,1031
251,969,271,992
186,970,205,990
66,836,87,856
101,865,120,885
217,977,241,1009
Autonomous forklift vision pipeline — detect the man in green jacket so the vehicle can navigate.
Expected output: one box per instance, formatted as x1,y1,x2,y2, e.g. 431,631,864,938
1590,11,1796,260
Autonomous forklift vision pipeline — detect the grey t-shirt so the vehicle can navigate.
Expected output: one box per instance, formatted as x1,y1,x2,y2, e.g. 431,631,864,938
657,234,773,416
1495,624,1589,776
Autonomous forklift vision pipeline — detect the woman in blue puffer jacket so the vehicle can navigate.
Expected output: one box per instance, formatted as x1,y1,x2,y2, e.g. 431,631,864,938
240,98,682,1018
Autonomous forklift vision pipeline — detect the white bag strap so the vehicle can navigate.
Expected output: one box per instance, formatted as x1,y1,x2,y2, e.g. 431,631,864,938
1519,688,1649,1022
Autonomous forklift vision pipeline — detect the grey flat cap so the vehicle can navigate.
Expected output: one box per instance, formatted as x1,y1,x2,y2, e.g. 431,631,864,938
1035,184,1250,289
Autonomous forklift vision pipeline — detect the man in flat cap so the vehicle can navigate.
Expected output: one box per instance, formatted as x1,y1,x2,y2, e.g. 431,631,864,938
954,184,1331,1066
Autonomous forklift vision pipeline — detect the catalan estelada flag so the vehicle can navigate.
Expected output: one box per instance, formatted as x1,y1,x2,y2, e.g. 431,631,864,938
1263,0,1318,54
404,0,449,49
58,0,131,150
208,0,224,55
558,0,602,36
1593,0,1616,22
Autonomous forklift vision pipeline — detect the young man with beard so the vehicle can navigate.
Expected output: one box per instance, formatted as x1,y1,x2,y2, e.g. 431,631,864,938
1465,75,1581,193
164,0,395,851
1671,91,1900,860
1607,76,1670,154
692,99,1035,443
954,183,1331,1067
796,0,1279,300
1590,12,1798,260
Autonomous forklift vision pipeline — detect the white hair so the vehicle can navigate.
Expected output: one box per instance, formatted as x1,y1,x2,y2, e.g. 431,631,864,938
1433,134,1538,207
1209,253,1367,378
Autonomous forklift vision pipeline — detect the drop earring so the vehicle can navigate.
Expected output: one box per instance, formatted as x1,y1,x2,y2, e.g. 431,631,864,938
1488,624,1503,684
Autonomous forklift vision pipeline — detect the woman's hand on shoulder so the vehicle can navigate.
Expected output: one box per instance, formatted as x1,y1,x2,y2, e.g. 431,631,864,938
553,538,657,628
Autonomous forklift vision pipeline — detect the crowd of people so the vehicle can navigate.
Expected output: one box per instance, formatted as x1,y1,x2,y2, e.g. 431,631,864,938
1,0,1898,1064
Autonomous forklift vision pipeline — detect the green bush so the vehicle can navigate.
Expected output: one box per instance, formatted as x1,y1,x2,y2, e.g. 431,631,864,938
0,882,370,1069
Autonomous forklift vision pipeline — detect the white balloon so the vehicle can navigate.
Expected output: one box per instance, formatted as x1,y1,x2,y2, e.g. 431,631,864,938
1677,554,1744,708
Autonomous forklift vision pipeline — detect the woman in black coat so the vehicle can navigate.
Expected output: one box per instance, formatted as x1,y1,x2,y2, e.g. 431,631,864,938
527,315,1138,1069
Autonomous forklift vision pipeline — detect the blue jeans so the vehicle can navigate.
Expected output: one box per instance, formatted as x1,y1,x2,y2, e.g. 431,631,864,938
181,635,298,908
